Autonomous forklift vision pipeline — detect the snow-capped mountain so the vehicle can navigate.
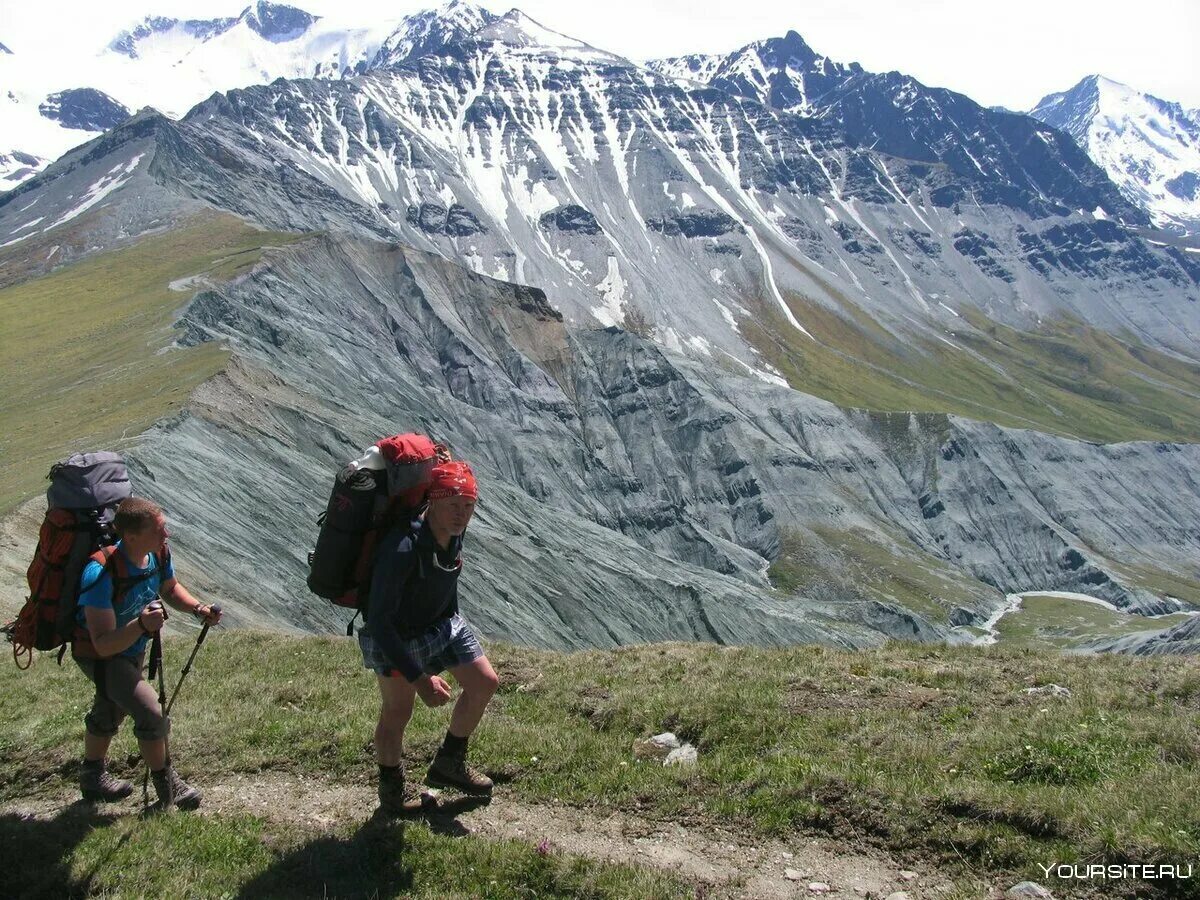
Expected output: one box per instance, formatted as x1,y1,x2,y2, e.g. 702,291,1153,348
648,33,1132,226
101,0,495,102
0,43,128,190
652,31,859,115
0,1,495,186
9,6,1194,371
38,89,130,132
2,4,1199,643
1029,76,1200,235
108,3,319,57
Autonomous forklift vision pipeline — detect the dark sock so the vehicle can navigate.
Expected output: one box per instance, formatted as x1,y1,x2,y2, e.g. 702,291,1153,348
441,732,468,757
379,764,402,778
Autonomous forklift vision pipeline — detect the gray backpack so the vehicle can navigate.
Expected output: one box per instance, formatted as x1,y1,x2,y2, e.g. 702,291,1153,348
7,452,131,667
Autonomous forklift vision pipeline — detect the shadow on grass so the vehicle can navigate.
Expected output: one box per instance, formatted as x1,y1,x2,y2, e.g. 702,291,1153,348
425,793,492,837
0,802,122,899
235,811,412,899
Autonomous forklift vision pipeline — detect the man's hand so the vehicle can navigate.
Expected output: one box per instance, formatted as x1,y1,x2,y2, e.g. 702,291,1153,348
139,604,166,633
415,674,452,708
196,604,223,626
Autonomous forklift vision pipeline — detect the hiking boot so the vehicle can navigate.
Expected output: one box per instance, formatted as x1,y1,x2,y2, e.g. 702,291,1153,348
151,764,202,810
425,750,493,795
80,759,133,803
378,766,427,817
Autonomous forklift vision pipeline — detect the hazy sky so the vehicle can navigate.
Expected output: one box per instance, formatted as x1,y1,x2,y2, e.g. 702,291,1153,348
2,0,1198,110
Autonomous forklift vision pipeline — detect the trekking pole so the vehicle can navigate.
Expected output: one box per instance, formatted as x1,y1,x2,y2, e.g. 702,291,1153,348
165,604,222,717
144,603,169,807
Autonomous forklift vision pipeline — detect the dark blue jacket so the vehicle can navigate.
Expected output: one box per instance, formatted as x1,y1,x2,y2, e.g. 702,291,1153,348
366,518,463,681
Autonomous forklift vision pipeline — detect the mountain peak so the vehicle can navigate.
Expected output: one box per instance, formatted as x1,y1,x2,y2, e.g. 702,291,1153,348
107,2,318,58
1030,75,1200,234
372,1,497,69
437,0,489,23
768,29,820,62
239,1,319,42
472,9,626,62
108,14,238,58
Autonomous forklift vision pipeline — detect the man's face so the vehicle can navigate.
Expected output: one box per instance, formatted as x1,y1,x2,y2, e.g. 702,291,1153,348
128,514,170,553
426,495,476,536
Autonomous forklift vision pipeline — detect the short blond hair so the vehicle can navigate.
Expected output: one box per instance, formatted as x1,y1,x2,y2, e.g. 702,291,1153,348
113,497,164,536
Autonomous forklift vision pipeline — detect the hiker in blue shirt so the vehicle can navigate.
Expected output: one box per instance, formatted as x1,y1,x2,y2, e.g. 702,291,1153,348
74,497,222,808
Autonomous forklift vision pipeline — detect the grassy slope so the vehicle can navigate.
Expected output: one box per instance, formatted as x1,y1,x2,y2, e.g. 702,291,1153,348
740,284,1200,445
0,213,301,514
768,525,998,625
2,632,1198,898
996,595,1196,651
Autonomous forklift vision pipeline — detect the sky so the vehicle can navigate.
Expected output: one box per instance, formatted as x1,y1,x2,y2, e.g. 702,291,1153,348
1,0,1198,110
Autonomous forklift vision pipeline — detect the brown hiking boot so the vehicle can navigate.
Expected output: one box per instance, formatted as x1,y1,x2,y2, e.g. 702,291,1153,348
425,750,493,795
378,766,428,817
80,759,133,802
151,764,202,810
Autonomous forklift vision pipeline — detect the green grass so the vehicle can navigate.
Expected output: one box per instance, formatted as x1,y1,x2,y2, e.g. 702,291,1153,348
994,594,1196,651
1109,563,1200,608
739,283,1200,444
2,803,688,899
768,525,997,623
0,213,302,513
2,631,1198,897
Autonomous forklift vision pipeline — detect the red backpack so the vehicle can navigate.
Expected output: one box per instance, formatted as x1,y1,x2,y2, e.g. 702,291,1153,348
307,434,449,627
6,453,131,669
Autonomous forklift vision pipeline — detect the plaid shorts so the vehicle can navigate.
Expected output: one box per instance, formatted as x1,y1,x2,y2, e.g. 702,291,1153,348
358,613,484,678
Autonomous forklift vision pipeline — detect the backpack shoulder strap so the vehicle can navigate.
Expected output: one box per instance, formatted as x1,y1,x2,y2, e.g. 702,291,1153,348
86,546,155,606
82,546,119,593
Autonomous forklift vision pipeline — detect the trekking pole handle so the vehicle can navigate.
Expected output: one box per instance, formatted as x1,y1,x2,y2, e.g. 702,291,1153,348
195,604,222,647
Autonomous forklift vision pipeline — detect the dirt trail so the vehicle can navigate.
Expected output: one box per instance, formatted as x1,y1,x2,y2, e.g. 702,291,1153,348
4,772,961,899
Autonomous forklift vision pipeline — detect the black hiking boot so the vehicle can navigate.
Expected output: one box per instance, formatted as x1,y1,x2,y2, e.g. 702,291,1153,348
425,750,493,795
151,763,202,810
80,759,133,802
378,765,428,817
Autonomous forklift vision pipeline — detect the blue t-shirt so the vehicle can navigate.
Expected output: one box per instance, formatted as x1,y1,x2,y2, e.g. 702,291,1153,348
77,541,174,658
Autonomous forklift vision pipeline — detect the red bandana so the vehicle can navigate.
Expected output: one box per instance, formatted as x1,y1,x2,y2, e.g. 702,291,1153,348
426,461,478,501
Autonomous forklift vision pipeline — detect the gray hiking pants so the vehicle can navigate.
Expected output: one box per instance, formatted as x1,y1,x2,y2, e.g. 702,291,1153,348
74,652,170,741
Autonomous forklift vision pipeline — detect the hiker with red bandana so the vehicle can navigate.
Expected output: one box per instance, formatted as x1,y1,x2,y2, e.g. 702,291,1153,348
358,459,500,815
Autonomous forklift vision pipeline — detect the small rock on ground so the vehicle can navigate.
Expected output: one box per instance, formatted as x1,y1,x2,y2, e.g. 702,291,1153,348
1007,882,1054,898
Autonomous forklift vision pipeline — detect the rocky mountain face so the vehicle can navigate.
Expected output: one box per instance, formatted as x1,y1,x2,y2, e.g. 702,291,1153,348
149,13,1199,377
1090,614,1200,655
1,5,1198,653
38,89,130,133
2,106,1199,654
648,33,1139,226
1029,75,1200,236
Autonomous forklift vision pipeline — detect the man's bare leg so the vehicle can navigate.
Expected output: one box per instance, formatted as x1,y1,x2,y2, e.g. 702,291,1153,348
426,657,499,794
